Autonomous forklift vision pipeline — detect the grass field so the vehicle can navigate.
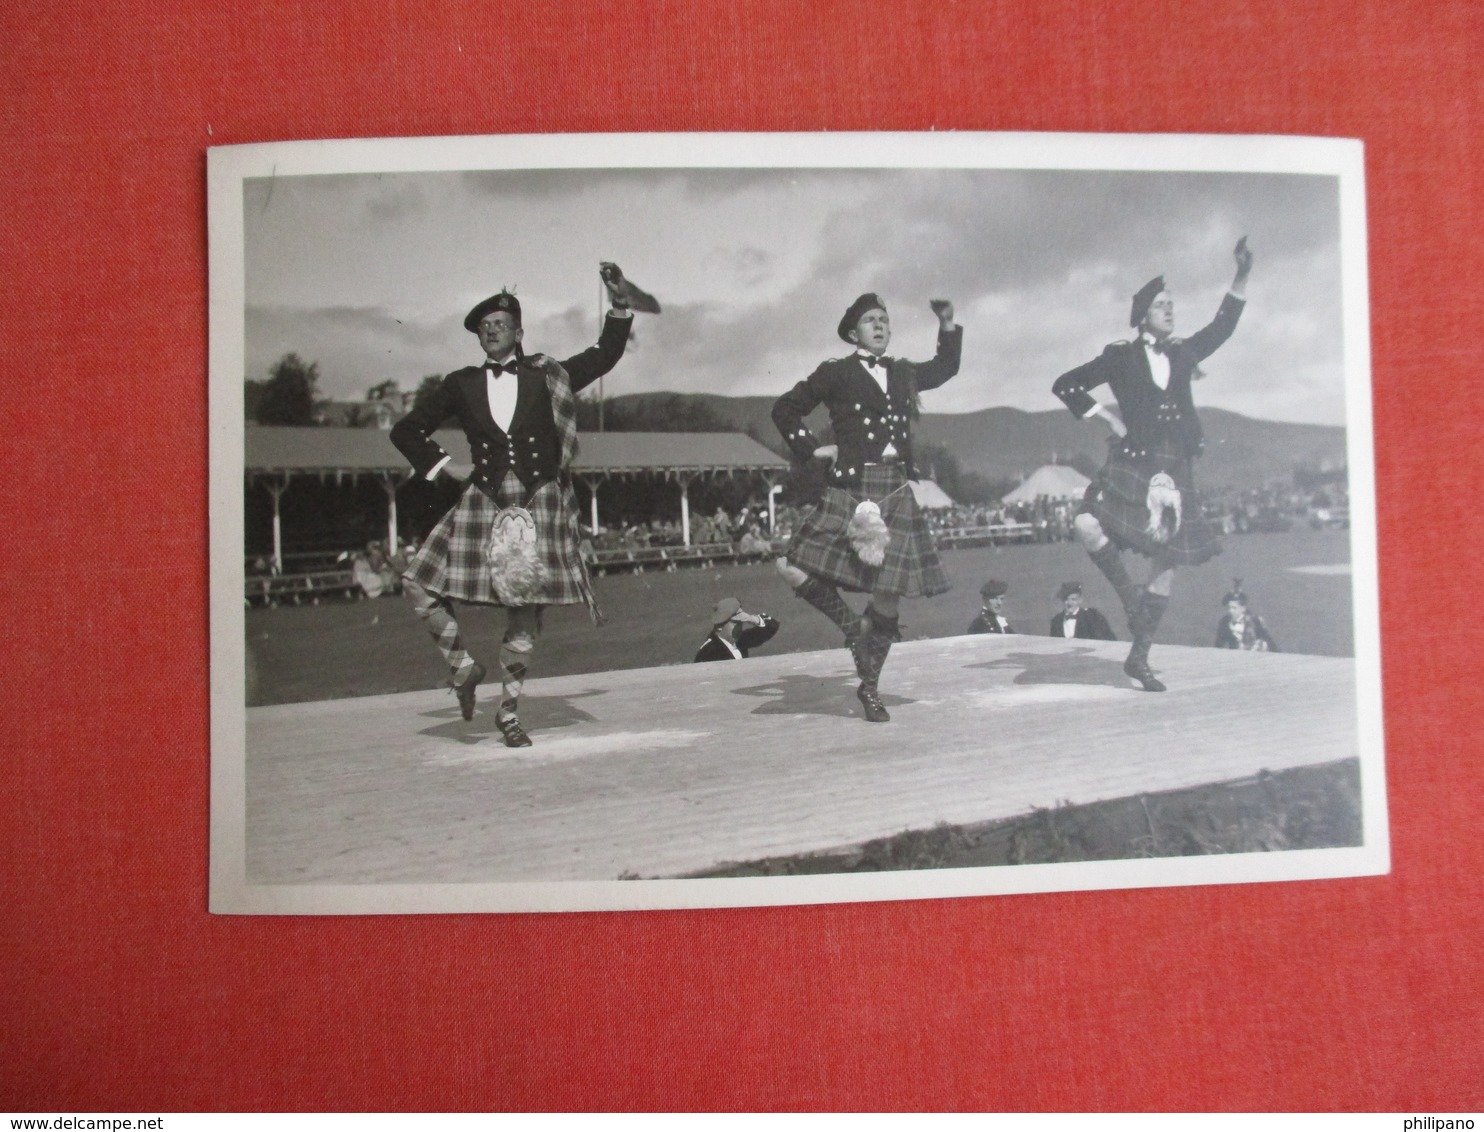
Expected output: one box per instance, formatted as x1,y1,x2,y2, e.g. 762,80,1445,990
246,527,1353,706
686,759,1363,877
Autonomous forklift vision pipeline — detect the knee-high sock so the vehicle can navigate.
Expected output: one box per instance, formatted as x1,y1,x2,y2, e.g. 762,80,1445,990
1138,590,1170,641
795,575,857,640
497,631,534,719
854,605,898,688
1089,542,1143,631
404,579,475,683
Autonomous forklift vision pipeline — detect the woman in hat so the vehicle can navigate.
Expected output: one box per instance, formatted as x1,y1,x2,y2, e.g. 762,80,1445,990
772,292,962,723
1052,238,1253,690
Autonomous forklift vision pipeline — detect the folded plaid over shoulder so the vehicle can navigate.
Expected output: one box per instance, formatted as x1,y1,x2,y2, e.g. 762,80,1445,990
403,470,600,619
785,464,950,597
1082,436,1221,565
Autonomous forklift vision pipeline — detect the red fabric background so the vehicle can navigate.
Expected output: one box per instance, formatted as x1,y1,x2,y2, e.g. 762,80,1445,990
2,0,1480,1112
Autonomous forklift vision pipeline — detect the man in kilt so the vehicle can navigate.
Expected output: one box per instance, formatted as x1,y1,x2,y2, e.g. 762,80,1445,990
1052,238,1254,691
772,293,962,723
390,267,634,747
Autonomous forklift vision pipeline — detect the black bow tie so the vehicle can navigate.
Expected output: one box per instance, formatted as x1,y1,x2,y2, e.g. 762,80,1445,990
1146,338,1173,356
860,354,887,370
485,360,519,375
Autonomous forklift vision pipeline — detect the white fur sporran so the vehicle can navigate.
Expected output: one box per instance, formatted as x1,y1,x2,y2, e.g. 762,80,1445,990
486,506,547,606
846,499,891,566
1144,472,1183,543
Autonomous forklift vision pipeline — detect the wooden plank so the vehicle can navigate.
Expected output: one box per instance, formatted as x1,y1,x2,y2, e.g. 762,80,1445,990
246,634,1357,884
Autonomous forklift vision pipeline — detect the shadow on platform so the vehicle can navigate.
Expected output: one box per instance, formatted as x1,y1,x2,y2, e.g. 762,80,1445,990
731,672,915,718
970,646,1134,689
417,688,609,743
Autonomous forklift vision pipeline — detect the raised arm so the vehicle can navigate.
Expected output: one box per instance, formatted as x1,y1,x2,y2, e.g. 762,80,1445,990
1182,237,1252,362
913,299,963,392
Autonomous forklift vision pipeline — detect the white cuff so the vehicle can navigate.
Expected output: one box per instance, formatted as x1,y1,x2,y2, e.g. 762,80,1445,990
608,307,634,319
426,455,451,481
1080,401,1103,420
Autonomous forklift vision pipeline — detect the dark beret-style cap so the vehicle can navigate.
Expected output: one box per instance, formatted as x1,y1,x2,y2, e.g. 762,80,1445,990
838,292,888,343
980,579,1008,599
464,290,522,332
1129,276,1165,328
1056,581,1083,600
711,597,742,626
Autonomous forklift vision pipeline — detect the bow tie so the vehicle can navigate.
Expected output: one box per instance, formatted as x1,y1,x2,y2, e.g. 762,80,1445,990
1145,337,1174,356
860,355,887,370
485,360,519,375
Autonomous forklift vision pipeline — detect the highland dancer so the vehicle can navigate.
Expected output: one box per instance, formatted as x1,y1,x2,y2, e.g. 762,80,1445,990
390,265,635,746
1053,238,1254,691
772,293,962,722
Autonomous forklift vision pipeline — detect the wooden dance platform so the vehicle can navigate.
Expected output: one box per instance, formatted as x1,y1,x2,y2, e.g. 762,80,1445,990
246,634,1358,884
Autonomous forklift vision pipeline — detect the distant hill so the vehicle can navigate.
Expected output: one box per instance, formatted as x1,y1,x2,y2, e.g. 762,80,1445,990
582,392,1347,492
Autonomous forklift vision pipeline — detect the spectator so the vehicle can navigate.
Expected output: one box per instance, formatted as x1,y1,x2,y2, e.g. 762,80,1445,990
693,597,780,662
1049,581,1116,640
1215,579,1278,651
967,579,1015,634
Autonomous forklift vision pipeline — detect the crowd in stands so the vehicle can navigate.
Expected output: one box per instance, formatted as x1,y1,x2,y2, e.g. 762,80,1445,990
923,497,1078,543
584,502,800,554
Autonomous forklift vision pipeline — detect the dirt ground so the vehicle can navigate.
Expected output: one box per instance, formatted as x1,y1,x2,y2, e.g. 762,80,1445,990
246,528,1353,706
686,759,1364,877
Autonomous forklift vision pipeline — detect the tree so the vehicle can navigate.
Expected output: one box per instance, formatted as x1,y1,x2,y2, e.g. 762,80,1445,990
366,379,401,402
254,354,321,425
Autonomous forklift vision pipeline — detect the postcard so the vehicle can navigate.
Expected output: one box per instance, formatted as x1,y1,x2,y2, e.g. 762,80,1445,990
209,131,1386,913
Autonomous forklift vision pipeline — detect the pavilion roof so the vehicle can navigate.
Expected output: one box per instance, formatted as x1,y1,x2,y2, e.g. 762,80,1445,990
243,426,789,478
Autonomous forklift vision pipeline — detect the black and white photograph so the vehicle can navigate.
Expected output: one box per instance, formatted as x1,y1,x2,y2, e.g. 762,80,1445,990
208,132,1386,914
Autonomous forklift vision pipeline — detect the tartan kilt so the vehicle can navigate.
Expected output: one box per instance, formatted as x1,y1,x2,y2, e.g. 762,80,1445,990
785,464,950,597
403,471,600,617
1082,436,1222,565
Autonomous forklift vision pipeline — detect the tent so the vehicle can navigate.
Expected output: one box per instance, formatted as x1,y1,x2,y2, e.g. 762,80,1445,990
1001,464,1091,504
908,479,956,509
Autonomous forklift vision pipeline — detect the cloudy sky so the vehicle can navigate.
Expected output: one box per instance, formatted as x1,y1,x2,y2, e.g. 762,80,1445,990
244,164,1348,424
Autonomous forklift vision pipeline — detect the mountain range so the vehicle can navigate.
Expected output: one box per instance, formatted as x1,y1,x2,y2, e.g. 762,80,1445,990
588,392,1348,491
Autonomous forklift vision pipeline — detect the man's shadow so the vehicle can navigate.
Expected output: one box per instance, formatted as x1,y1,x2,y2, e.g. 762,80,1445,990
418,688,608,744
732,673,914,718
970,647,1133,689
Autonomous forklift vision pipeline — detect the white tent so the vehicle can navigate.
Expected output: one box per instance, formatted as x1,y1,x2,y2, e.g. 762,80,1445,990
908,479,956,509
1002,464,1091,504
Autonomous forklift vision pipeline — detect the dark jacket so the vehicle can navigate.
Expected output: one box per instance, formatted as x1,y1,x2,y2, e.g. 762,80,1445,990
1215,613,1278,651
967,613,1014,635
693,615,780,662
1050,607,1116,641
772,326,963,489
1052,295,1244,460
390,312,631,496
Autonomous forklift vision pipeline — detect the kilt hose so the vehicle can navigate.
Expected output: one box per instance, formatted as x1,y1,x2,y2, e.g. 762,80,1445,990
1082,436,1222,566
785,464,950,598
403,470,600,619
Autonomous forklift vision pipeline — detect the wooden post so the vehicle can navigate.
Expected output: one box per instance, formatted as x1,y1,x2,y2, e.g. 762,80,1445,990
767,481,782,533
266,477,289,574
581,476,602,532
378,473,400,552
678,474,692,547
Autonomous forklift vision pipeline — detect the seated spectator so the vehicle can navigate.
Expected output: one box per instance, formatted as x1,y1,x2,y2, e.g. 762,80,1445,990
1215,579,1278,651
1049,581,1116,640
967,579,1015,634
693,597,780,662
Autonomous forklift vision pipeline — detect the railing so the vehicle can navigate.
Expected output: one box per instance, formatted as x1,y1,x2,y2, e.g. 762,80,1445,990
245,569,363,606
929,522,1038,549
586,541,782,575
